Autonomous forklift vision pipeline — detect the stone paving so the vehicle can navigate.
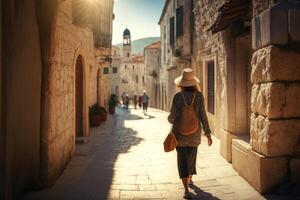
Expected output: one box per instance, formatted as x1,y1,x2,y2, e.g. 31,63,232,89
23,107,296,200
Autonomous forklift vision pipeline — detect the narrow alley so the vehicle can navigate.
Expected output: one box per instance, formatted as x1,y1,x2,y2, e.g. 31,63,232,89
22,107,284,200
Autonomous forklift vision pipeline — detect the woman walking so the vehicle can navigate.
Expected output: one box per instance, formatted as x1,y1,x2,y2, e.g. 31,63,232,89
168,68,213,199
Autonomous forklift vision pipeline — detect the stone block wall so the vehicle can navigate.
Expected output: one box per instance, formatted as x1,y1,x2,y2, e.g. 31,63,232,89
42,0,97,184
250,0,300,187
250,45,300,158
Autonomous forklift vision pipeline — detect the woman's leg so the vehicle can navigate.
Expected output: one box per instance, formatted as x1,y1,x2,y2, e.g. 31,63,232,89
176,147,190,194
187,147,198,185
188,175,193,185
182,178,189,193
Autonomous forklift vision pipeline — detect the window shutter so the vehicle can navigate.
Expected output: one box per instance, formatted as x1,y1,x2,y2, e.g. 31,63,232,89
169,16,175,46
176,6,183,37
207,61,215,114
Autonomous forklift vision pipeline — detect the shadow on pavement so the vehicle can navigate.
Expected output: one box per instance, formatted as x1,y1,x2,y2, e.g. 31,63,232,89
22,107,143,200
189,184,221,200
121,107,156,121
80,108,144,199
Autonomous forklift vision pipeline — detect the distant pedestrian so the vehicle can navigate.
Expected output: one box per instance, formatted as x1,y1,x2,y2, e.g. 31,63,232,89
138,95,142,108
121,92,126,107
167,68,212,199
142,90,149,115
125,94,130,109
108,94,118,114
133,95,138,109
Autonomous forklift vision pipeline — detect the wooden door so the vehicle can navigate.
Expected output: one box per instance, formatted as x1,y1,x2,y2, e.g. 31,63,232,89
75,56,83,137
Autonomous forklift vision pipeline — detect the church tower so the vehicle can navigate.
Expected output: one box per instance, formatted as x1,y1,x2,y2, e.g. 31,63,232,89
123,27,132,58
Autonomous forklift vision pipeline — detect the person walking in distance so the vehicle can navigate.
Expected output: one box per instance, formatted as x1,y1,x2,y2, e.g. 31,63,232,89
142,90,149,115
138,94,142,108
168,68,213,199
133,94,138,109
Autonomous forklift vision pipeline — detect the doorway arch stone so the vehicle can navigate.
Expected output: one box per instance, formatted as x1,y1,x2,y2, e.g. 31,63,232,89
73,48,89,138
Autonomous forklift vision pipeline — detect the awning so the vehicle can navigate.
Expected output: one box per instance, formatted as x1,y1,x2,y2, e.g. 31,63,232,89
207,0,250,33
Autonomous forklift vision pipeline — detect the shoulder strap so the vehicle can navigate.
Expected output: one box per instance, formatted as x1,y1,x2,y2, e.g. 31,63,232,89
181,92,187,106
191,92,196,105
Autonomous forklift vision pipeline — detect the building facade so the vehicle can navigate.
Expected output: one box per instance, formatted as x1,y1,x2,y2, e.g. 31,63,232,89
144,41,161,108
159,0,300,193
1,0,114,199
112,28,147,99
158,0,193,111
111,45,122,96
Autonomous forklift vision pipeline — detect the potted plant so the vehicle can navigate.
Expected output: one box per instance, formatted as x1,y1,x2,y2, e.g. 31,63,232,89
89,103,102,127
99,106,108,121
108,94,118,114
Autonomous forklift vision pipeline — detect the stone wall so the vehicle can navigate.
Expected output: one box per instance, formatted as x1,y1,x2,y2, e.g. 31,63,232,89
250,45,300,157
193,0,228,138
119,61,145,98
159,0,177,111
249,0,300,190
94,47,111,109
111,46,121,97
145,47,161,108
41,0,96,184
193,0,253,165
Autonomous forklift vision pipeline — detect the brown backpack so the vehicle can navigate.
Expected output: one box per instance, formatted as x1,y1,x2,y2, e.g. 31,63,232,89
177,92,200,135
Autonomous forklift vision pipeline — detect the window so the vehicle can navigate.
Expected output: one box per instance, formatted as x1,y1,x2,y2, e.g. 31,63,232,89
169,16,175,47
176,6,184,37
125,65,127,69
136,75,138,83
113,67,118,73
103,67,109,74
163,26,166,39
133,65,135,70
234,19,250,36
143,76,145,84
207,61,215,114
127,52,130,57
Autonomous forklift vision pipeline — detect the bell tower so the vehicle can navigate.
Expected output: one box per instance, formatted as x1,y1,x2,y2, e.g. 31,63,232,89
123,27,132,58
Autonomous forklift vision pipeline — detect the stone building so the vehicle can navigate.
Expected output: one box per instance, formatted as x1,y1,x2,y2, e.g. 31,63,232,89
111,45,122,96
144,41,161,108
1,0,114,199
114,28,147,98
158,0,193,111
159,0,300,193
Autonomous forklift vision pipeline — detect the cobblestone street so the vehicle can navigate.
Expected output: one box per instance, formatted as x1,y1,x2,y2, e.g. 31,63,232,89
23,107,292,200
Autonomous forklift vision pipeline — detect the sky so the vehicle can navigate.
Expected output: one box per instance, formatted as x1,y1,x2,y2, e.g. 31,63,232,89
112,0,164,44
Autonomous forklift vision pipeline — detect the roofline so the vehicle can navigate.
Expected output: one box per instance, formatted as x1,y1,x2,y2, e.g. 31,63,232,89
144,40,161,49
158,0,171,25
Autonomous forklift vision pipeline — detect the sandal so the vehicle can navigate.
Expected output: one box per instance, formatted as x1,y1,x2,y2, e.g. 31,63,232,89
188,180,194,186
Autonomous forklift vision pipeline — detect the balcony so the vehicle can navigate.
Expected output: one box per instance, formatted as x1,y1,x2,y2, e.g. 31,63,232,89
94,33,112,48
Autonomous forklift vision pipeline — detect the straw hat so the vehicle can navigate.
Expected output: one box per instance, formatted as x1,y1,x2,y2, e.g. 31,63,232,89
174,68,199,87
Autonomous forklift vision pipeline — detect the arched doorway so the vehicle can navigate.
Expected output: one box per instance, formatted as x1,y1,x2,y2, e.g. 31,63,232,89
75,55,84,137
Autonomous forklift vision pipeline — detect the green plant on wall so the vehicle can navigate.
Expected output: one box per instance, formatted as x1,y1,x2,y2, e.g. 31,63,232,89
89,103,106,118
173,48,181,57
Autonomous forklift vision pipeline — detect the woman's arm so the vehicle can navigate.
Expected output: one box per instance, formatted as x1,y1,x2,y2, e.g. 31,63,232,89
198,93,211,137
168,94,179,124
